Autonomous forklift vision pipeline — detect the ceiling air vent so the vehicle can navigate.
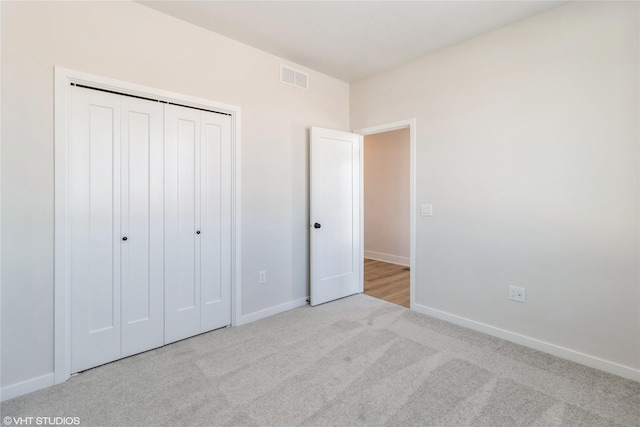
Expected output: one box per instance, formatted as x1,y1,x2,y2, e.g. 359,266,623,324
280,65,308,90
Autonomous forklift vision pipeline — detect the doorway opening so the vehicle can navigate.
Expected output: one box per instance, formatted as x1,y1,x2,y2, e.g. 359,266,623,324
355,120,416,309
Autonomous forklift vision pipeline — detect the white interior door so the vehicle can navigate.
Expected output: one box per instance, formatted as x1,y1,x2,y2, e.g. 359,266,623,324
310,127,362,306
200,112,232,331
70,87,165,372
165,104,202,343
120,97,164,357
70,86,122,372
64,78,235,376
165,105,232,343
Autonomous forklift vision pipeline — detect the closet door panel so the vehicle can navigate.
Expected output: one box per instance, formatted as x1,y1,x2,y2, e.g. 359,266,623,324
165,104,201,343
70,86,122,373
120,97,164,357
201,113,232,331
178,118,198,311
69,85,233,369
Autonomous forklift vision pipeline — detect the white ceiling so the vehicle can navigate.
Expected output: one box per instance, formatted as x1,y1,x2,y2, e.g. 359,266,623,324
138,1,567,82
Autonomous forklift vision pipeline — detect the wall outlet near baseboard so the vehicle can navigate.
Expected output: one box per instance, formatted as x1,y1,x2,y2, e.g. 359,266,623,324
259,270,267,284
508,285,526,303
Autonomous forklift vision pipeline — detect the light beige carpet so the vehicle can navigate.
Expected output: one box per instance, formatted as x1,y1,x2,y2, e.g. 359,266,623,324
2,294,639,426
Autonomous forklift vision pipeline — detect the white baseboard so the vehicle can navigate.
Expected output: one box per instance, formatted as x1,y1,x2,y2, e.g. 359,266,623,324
1,373,55,402
364,250,409,266
412,303,640,382
5,303,635,403
236,297,308,326
1,299,310,401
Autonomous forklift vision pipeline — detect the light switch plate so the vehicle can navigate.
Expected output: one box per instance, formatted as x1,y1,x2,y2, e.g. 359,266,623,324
508,285,526,303
421,204,433,216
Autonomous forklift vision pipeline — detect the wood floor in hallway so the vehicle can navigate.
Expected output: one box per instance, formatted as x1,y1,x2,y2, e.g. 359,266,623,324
363,258,410,308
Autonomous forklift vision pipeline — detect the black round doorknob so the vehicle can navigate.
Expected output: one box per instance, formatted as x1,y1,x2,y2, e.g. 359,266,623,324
196,231,201,234
122,237,128,241
313,223,321,229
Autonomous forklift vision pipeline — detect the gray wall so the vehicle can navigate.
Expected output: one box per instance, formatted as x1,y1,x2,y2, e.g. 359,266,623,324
351,1,639,371
1,1,349,390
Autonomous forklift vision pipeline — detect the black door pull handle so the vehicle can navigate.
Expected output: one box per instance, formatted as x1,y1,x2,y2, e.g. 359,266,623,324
313,223,321,229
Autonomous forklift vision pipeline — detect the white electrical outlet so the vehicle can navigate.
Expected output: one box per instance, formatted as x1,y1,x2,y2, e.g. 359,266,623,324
259,270,266,284
508,286,526,303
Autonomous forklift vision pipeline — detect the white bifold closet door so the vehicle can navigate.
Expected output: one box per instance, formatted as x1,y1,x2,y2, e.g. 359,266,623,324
69,86,164,373
164,104,232,344
69,86,232,373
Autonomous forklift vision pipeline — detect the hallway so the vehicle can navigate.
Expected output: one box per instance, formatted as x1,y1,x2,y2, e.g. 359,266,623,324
363,259,410,308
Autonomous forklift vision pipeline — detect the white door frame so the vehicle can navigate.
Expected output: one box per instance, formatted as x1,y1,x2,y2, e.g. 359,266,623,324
353,119,416,308
54,67,242,384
